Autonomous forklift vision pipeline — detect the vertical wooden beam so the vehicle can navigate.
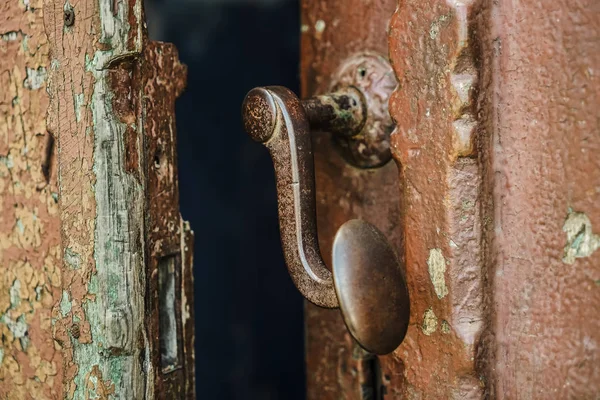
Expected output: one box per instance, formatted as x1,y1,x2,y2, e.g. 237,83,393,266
44,0,194,398
0,0,63,398
388,0,600,397
44,0,148,397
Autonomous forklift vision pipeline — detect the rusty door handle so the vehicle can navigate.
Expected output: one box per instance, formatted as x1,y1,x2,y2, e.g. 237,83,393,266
241,86,410,354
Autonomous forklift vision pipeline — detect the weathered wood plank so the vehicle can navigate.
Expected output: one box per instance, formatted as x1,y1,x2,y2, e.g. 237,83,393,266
43,0,194,398
44,0,148,397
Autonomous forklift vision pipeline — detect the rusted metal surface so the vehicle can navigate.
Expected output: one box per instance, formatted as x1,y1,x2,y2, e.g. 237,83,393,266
302,87,366,138
333,219,410,355
330,54,397,168
242,86,338,308
387,0,486,397
0,1,63,398
143,41,196,399
300,0,403,397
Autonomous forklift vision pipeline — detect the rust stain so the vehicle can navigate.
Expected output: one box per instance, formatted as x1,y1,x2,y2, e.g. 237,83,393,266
143,41,195,398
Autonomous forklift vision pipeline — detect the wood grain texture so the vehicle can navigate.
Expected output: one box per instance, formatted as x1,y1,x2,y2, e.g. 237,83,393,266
43,0,194,398
0,1,63,398
44,0,148,397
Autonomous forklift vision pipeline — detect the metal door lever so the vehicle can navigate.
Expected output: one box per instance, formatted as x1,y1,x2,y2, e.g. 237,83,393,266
241,86,410,355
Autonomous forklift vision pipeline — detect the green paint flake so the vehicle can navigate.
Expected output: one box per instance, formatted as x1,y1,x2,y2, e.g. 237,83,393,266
0,155,14,169
16,219,24,234
1,314,28,338
35,286,43,301
64,248,82,270
10,279,21,307
60,290,72,316
20,336,30,351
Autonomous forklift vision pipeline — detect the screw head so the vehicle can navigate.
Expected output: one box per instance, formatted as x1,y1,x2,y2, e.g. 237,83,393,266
64,8,75,27
242,88,277,143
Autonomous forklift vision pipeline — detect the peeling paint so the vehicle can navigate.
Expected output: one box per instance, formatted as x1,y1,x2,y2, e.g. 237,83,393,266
427,248,448,299
563,210,600,264
59,290,72,316
315,19,326,33
441,320,451,334
74,93,85,122
23,67,48,90
0,1,63,397
64,247,81,270
429,13,450,40
44,0,149,397
422,307,438,336
1,31,20,41
9,279,21,307
2,315,28,338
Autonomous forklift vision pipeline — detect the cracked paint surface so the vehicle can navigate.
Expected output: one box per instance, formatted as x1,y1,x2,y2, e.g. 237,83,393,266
44,0,149,398
0,0,63,398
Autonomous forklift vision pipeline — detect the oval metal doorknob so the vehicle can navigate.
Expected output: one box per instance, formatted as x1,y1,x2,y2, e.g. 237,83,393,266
241,86,410,354
333,220,410,355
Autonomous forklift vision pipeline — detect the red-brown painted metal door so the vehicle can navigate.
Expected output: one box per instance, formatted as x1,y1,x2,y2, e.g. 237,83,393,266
302,0,600,398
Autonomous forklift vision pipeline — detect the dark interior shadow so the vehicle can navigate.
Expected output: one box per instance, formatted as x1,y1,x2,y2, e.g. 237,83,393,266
145,1,305,399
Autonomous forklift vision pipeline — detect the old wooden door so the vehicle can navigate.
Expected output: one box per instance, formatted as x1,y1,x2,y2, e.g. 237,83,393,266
300,0,599,399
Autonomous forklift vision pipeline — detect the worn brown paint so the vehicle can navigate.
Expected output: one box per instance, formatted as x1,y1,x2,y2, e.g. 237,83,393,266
0,1,63,398
387,0,485,397
475,0,600,397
